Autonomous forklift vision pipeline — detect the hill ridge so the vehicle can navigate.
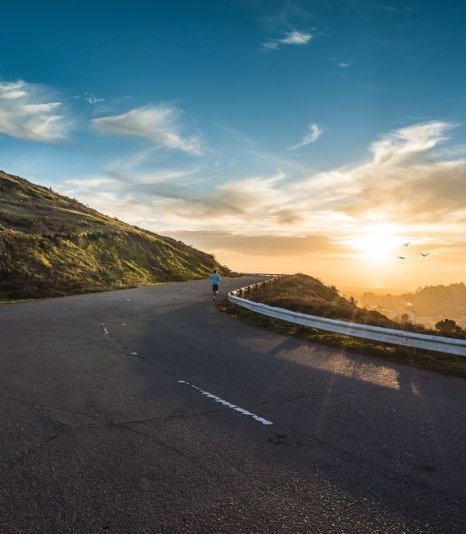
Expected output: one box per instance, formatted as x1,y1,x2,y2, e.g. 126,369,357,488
0,170,229,299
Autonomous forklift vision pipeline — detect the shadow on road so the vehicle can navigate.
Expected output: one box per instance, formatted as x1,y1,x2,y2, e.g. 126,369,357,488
119,293,466,531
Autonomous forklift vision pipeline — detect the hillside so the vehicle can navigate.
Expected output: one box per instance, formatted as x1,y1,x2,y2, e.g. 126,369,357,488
0,170,229,299
245,273,398,328
236,274,466,338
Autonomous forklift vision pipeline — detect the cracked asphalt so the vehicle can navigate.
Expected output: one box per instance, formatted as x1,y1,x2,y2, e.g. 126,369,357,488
0,276,465,533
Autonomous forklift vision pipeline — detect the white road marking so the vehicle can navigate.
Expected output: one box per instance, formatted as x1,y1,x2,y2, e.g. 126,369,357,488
178,380,273,426
100,323,109,336
129,352,139,356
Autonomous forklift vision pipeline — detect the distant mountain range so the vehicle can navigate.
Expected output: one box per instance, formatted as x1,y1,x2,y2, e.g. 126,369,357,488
358,283,466,327
0,170,230,300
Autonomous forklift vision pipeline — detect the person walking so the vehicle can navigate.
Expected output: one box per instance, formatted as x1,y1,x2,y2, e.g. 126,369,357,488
210,269,221,301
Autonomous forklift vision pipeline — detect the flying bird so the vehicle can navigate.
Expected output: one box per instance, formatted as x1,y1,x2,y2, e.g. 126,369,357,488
403,242,410,246
420,252,430,257
398,256,406,260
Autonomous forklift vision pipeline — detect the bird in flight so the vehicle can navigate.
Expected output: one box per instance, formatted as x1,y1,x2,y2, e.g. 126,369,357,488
398,256,406,260
403,242,410,246
420,252,430,257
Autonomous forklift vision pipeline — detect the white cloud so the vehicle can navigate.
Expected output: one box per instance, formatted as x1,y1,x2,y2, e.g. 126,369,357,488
370,121,452,165
62,120,466,252
0,80,71,142
92,105,205,155
0,81,27,99
338,63,352,68
280,30,312,45
261,30,312,51
289,123,323,150
168,121,464,236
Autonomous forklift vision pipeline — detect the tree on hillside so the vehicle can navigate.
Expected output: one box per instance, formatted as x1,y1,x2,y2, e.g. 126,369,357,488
435,318,461,335
400,313,410,323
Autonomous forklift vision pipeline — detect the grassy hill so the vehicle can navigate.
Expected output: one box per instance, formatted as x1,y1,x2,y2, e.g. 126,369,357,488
0,170,230,299
242,274,466,337
245,273,398,328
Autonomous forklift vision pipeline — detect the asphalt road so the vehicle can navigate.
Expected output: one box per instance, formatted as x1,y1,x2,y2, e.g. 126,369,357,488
0,276,465,533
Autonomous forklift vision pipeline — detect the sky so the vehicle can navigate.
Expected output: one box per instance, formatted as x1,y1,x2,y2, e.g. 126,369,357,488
1,0,466,290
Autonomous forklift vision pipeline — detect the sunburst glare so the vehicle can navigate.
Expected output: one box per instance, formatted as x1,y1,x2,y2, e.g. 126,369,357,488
346,223,404,263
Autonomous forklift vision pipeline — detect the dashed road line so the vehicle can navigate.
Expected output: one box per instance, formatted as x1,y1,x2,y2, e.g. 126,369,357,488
100,323,142,359
100,323,110,336
178,380,273,426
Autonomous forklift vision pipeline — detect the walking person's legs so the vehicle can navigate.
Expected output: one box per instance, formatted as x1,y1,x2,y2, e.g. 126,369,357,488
212,283,219,301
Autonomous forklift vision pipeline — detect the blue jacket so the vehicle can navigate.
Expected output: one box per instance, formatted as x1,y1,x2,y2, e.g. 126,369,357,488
210,273,221,285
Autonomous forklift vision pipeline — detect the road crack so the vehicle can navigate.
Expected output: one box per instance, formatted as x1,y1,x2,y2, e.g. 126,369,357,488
0,392,106,423
0,425,72,476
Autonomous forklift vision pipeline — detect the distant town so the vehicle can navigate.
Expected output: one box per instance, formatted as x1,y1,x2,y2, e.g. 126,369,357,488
347,283,466,328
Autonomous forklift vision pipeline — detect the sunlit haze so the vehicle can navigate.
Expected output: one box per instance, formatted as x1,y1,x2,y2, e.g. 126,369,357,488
1,1,465,290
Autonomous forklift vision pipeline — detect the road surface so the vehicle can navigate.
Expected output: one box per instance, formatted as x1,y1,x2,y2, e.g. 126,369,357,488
0,277,465,532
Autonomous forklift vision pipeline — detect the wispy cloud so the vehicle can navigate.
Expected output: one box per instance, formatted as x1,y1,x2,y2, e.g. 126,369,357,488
261,41,280,51
83,92,105,105
303,121,465,225
331,56,352,69
379,5,414,13
92,104,205,155
261,30,313,51
62,121,466,264
370,121,452,165
289,123,323,150
0,80,72,142
169,231,338,257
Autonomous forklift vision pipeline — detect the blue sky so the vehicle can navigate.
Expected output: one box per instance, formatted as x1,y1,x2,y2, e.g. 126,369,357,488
1,0,466,288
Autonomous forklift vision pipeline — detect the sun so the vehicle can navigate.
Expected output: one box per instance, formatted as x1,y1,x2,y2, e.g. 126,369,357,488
347,223,402,263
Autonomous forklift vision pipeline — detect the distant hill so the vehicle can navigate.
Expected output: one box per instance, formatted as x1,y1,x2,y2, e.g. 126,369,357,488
359,283,466,327
0,170,230,299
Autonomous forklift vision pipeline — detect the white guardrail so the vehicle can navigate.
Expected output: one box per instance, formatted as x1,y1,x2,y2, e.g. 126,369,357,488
228,278,466,357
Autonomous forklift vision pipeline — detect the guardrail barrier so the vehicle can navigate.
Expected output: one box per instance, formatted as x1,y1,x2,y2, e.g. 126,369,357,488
228,278,466,357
